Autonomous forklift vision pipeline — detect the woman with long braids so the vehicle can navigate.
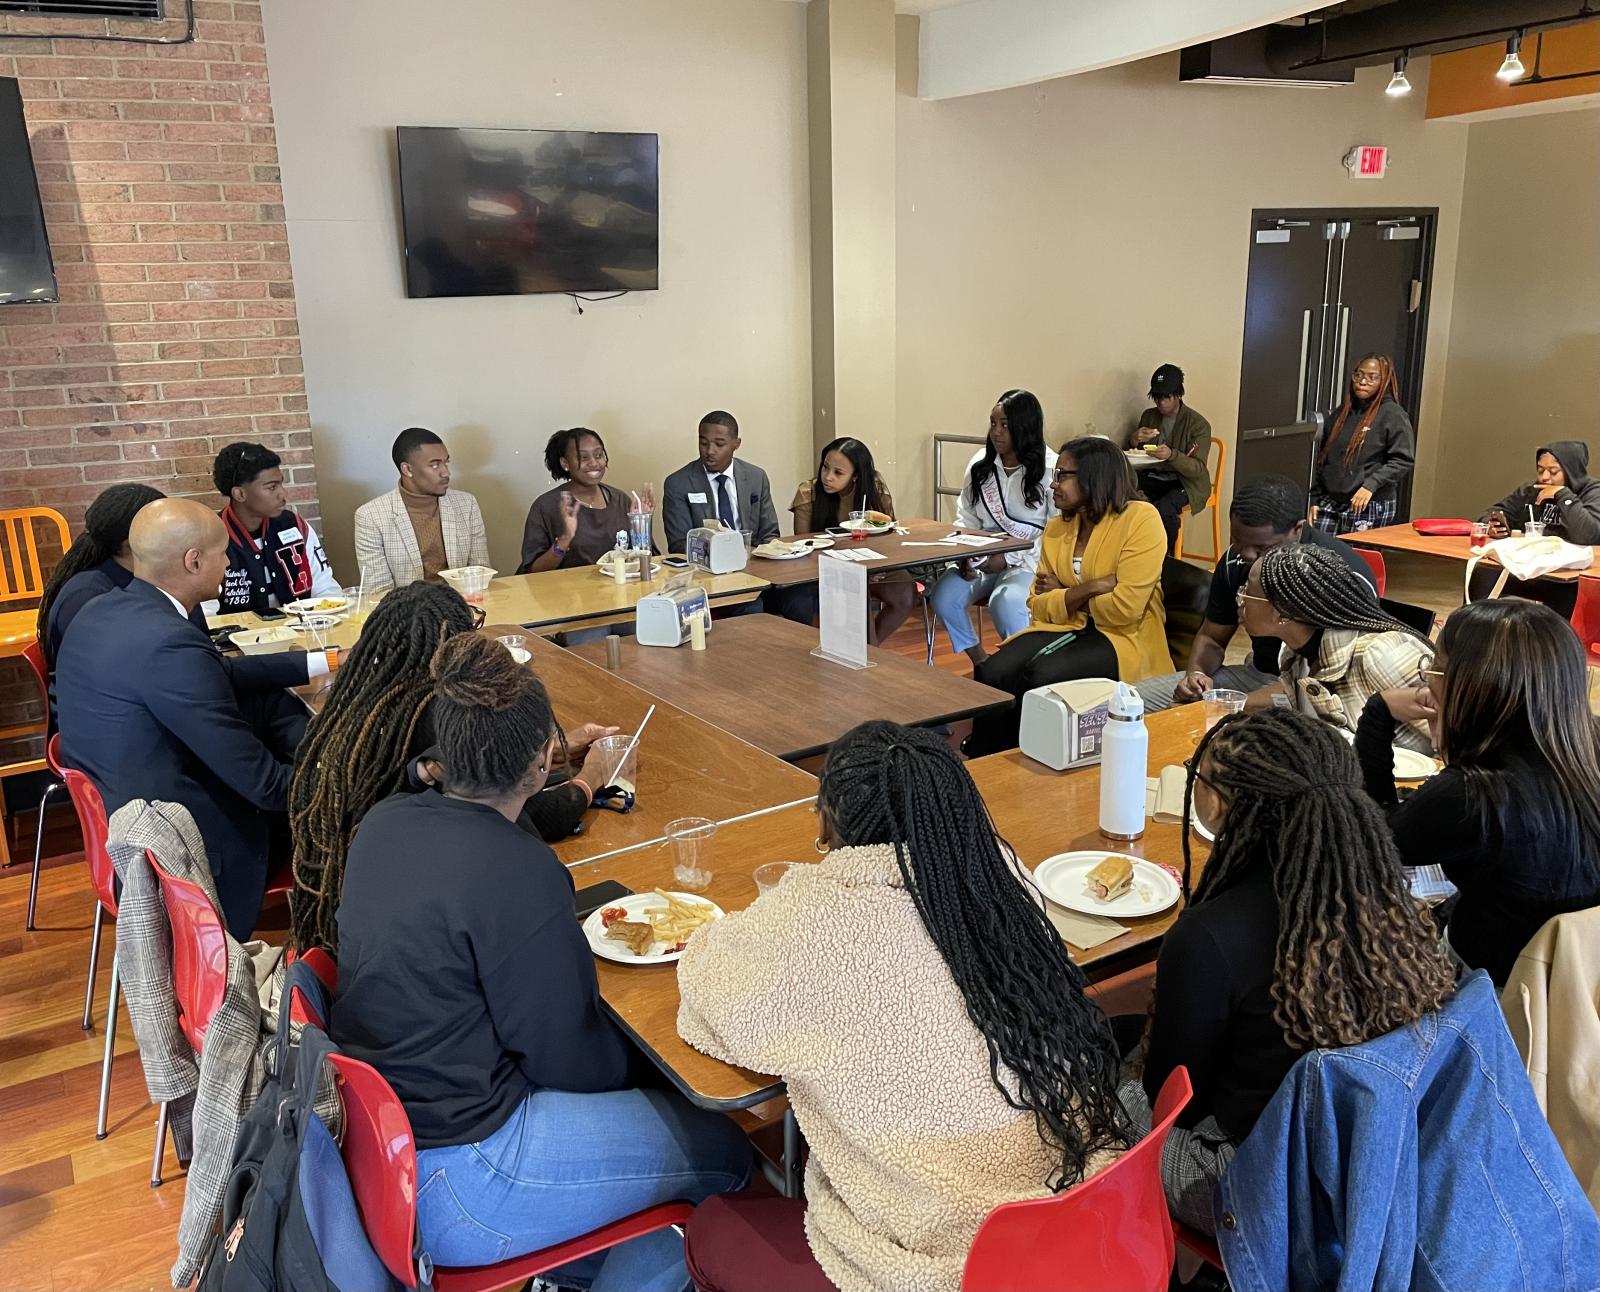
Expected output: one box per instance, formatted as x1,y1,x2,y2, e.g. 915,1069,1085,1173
289,580,616,953
331,633,750,1288
929,391,1056,666
1309,353,1415,534
966,435,1171,755
37,482,192,665
1133,709,1456,1233
678,720,1129,1292
1358,598,1600,985
1238,541,1436,752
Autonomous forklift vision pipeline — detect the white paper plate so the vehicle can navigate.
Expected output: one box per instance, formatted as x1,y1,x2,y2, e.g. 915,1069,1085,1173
1123,451,1158,468
288,614,346,631
582,892,724,965
594,560,662,581
1391,746,1439,780
840,519,894,534
1191,813,1216,844
752,544,811,561
283,597,349,616
1034,851,1180,918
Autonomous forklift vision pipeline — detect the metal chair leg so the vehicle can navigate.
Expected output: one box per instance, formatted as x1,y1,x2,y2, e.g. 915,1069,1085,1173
96,953,120,1140
25,780,62,930
82,902,104,1030
921,594,935,666
151,1101,170,1188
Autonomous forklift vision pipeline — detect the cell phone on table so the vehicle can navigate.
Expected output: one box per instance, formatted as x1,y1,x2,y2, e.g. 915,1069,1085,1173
574,880,633,921
257,607,288,621
660,555,690,569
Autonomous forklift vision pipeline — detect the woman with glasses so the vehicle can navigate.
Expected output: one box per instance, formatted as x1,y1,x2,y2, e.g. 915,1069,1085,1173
519,427,654,572
1130,709,1456,1233
1357,598,1600,985
1309,354,1415,534
966,437,1171,756
1236,542,1435,753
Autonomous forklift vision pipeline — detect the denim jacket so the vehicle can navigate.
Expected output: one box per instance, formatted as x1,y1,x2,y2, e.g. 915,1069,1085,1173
1216,972,1600,1292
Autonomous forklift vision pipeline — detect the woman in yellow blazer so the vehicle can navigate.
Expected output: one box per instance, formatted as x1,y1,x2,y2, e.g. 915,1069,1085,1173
969,436,1172,755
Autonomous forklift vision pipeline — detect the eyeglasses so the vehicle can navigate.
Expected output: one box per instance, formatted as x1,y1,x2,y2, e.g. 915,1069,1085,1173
1235,589,1271,605
469,604,487,629
1351,369,1382,383
1183,756,1221,793
1421,668,1444,681
1052,468,1078,481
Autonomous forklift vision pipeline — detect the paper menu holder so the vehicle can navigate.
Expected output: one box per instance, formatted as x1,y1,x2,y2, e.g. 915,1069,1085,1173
812,550,875,671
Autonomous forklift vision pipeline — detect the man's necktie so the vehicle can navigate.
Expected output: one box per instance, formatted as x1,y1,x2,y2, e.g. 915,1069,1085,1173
715,473,735,528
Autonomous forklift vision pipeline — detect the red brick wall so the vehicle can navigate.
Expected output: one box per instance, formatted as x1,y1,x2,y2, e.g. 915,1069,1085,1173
0,0,317,782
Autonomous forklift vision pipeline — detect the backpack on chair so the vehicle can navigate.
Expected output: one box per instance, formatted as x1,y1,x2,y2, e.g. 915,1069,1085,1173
197,961,416,1292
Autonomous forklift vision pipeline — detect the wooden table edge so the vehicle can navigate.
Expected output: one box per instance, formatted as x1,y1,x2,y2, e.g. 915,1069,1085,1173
602,1003,785,1111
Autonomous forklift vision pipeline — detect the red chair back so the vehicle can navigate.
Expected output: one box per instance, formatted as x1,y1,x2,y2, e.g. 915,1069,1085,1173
144,848,229,1055
1355,547,1388,597
1572,575,1600,660
961,1067,1194,1292
325,1052,421,1288
57,738,116,915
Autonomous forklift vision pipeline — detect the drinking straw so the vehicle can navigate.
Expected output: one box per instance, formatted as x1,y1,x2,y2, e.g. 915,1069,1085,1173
632,490,642,512
1529,505,1536,529
616,703,656,778
355,568,368,619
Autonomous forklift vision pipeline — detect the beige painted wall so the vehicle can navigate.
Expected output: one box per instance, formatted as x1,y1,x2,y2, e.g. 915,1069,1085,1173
895,25,1472,529
261,0,813,574
1436,109,1600,515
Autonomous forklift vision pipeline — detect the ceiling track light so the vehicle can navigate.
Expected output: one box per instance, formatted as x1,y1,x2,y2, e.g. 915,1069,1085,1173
1497,30,1526,81
1386,50,1412,96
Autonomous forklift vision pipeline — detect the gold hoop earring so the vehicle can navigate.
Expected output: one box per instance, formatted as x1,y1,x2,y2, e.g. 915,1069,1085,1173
814,837,829,854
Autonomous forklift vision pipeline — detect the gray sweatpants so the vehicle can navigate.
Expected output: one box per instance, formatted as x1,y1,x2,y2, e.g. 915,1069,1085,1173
1137,661,1278,713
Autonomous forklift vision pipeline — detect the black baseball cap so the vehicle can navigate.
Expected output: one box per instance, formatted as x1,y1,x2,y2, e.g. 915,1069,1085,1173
1149,364,1185,398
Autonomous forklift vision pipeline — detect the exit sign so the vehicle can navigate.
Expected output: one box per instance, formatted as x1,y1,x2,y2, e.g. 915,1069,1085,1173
1344,145,1388,179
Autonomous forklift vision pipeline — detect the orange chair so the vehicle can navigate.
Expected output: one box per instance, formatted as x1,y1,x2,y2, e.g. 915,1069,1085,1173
145,847,229,1187
960,1067,1193,1291
1174,437,1225,567
1572,575,1600,662
15,640,64,929
329,1049,697,1291
0,506,70,867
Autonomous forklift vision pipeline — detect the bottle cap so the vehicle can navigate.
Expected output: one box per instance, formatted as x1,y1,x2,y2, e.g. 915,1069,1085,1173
1108,681,1144,720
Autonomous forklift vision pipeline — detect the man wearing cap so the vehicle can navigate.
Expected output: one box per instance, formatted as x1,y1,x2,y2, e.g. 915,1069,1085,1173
1128,363,1212,555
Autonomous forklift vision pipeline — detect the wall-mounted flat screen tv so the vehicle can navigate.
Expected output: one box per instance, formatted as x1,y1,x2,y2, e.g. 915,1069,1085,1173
396,126,659,299
0,76,58,306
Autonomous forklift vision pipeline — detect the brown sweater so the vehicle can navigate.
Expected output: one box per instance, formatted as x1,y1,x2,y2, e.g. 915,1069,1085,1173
400,487,447,581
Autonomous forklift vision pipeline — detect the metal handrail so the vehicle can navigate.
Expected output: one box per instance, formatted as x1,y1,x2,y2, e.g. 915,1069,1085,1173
931,434,987,522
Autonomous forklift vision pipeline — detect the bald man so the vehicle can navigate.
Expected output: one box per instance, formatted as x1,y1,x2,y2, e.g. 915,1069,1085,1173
56,499,337,939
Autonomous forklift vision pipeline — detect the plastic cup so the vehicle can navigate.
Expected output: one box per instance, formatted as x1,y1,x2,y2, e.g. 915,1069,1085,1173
629,510,653,551
753,861,795,896
340,586,368,626
496,633,530,665
1201,688,1247,732
848,509,868,541
1469,522,1489,554
587,735,638,797
739,528,754,550
666,816,716,892
1525,520,1547,539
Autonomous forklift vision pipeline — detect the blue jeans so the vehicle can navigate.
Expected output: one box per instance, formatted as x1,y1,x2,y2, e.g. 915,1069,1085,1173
929,564,1032,652
415,1087,752,1292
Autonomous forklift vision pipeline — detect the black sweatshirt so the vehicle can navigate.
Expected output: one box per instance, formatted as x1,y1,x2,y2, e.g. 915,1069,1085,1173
1482,440,1600,545
1357,693,1600,986
1314,394,1415,501
1143,866,1302,1142
331,791,629,1148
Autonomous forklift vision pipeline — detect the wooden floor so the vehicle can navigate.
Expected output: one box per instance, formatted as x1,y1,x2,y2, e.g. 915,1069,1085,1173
0,551,1485,1289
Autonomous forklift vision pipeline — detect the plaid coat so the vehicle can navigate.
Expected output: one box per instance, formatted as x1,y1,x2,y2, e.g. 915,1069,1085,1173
106,800,338,1287
1278,626,1435,754
352,484,491,591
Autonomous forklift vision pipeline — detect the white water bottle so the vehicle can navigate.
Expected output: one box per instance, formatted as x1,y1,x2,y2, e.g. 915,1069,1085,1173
1098,682,1147,841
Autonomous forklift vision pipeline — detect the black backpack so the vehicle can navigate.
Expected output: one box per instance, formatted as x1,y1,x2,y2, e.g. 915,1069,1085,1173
198,961,419,1292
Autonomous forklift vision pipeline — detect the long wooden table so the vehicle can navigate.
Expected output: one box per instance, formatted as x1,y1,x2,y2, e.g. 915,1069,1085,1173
571,706,1213,1111
750,517,1036,587
570,614,1013,763
1348,523,1600,583
208,564,770,641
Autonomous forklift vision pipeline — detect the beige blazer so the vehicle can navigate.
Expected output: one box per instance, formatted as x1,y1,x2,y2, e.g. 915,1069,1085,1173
351,486,490,592
677,844,1115,1292
1501,906,1600,1211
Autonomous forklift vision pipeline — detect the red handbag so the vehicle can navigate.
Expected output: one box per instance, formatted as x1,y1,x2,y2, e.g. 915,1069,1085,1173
1411,518,1475,536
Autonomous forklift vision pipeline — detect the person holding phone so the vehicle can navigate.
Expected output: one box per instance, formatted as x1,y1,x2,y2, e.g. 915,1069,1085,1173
1472,442,1600,616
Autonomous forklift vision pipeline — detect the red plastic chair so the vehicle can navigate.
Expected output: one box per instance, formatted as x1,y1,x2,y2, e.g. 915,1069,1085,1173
961,1067,1193,1292
1572,575,1600,661
16,639,64,931
58,748,127,1142
328,1050,695,1291
1354,547,1388,597
145,847,230,1186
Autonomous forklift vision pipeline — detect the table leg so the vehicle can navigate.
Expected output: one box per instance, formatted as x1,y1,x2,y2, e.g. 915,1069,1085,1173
783,1106,801,1198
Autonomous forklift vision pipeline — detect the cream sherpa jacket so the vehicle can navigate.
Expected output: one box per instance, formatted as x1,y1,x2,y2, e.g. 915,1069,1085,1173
676,843,1116,1292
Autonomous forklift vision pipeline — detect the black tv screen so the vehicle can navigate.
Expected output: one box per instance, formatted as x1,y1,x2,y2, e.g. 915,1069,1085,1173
0,77,58,306
396,126,659,299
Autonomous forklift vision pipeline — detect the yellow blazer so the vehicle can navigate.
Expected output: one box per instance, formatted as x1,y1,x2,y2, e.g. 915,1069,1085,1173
1021,501,1173,682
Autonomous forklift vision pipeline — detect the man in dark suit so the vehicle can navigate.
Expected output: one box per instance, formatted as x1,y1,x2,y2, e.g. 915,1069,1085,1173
56,499,337,939
661,410,782,554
